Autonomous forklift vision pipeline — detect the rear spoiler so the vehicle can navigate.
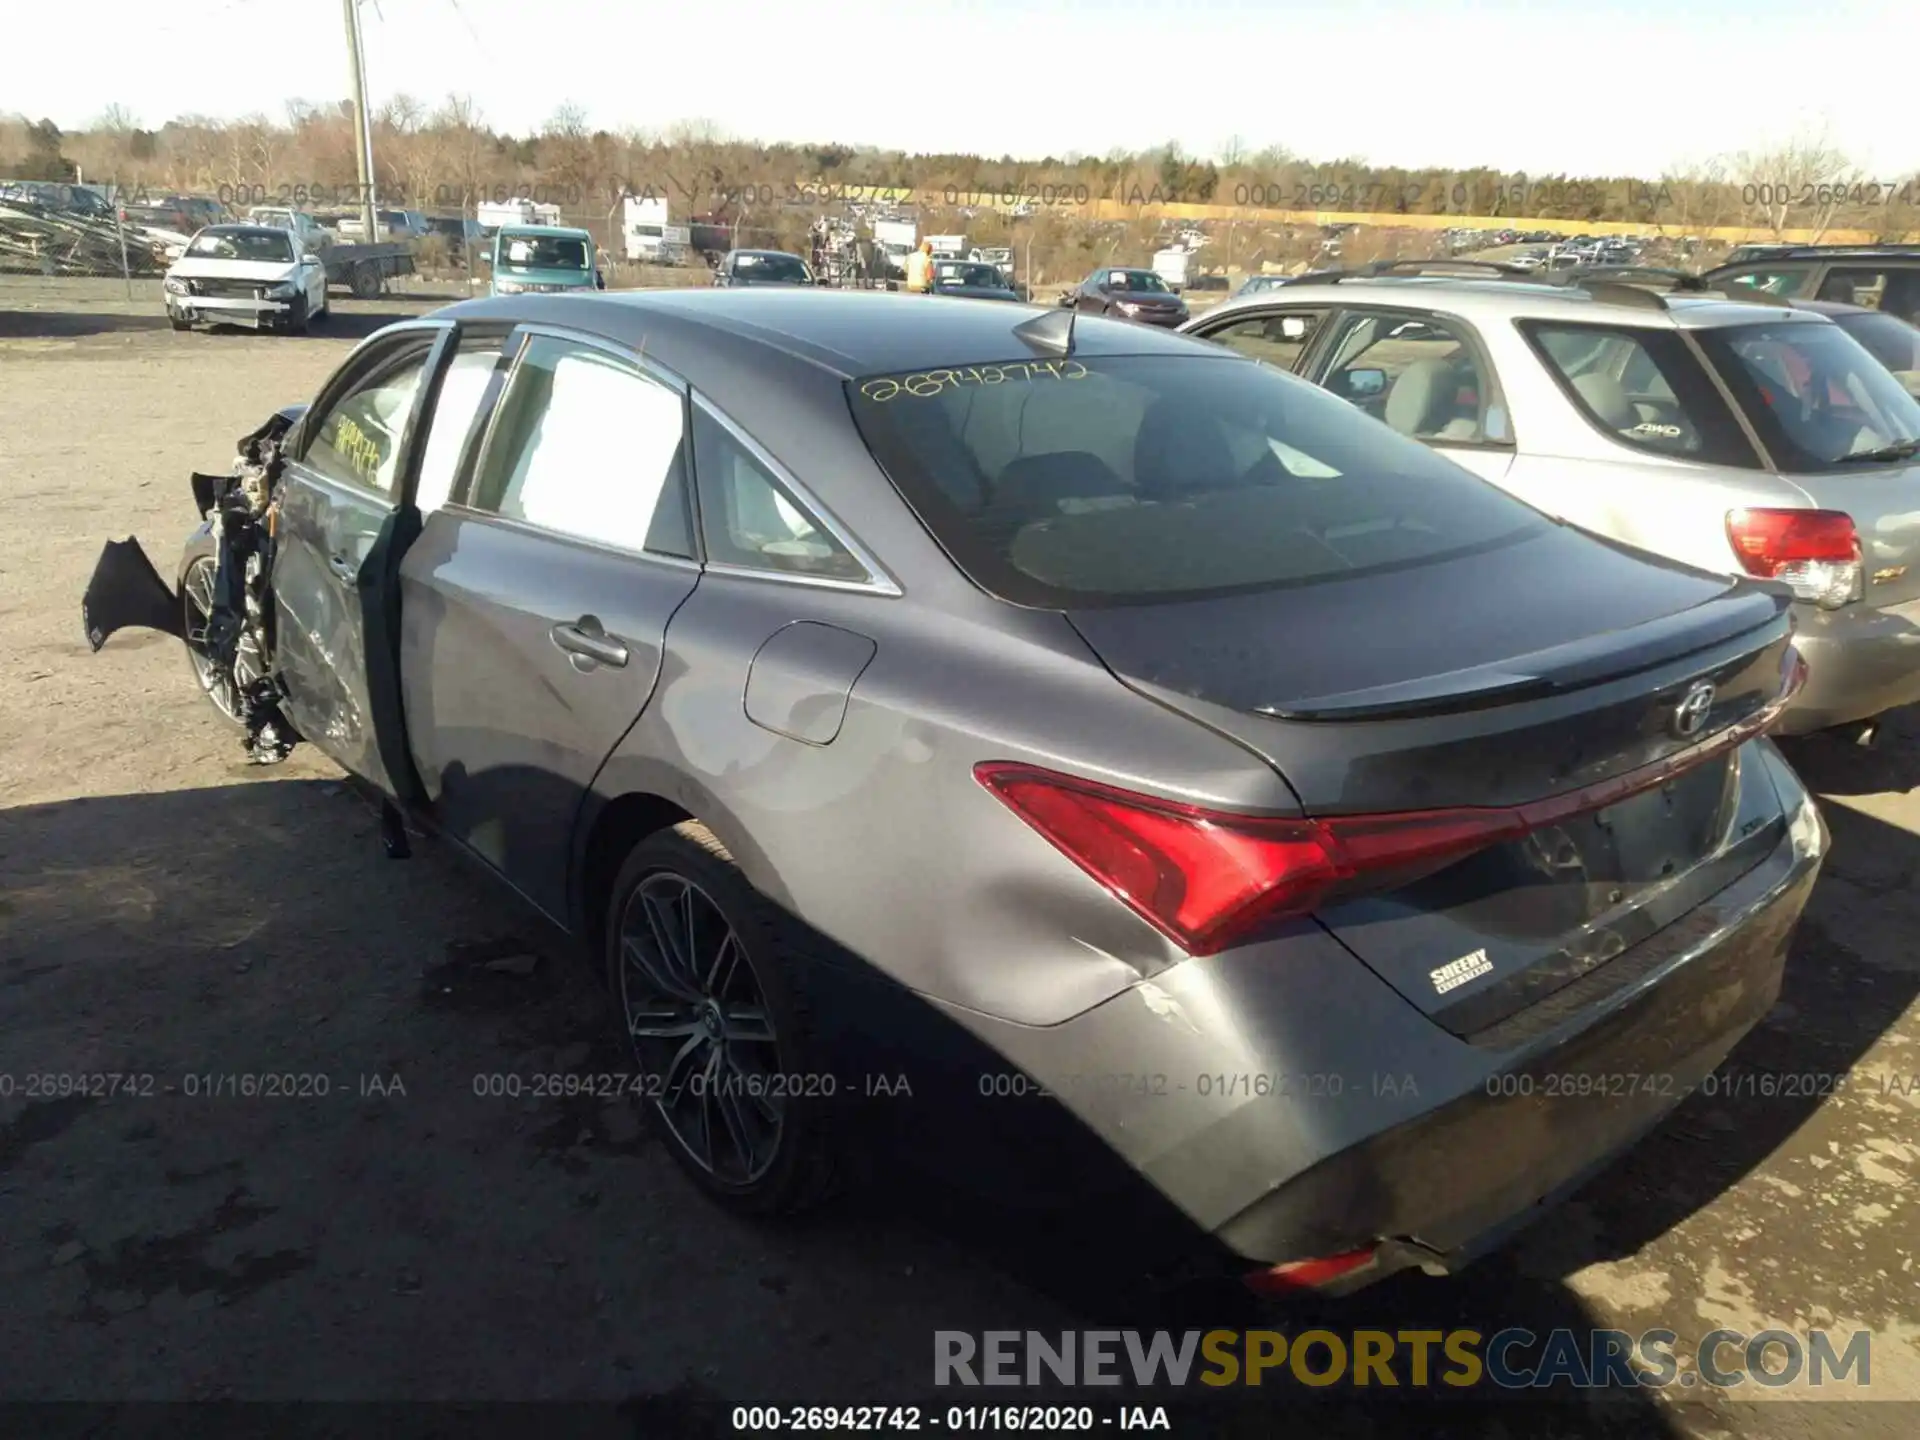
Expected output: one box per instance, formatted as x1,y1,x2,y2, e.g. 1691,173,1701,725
1261,587,1792,722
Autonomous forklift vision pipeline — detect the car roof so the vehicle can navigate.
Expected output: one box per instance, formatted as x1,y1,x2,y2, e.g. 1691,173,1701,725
496,224,591,238
729,249,805,260
1195,275,1835,331
435,287,1214,383
197,224,291,239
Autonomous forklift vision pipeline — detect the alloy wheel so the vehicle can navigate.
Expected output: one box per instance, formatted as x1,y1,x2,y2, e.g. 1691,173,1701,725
616,872,784,1185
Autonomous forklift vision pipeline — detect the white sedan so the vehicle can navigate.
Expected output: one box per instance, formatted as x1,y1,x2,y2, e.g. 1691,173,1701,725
162,225,330,334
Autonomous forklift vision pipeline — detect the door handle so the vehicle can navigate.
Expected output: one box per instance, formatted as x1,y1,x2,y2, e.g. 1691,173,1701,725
551,619,629,668
327,553,357,581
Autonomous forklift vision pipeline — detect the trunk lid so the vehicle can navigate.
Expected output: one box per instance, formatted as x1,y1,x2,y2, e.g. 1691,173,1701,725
1066,524,1798,1035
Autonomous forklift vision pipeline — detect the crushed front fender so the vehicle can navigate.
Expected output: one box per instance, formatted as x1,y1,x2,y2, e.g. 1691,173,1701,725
81,537,181,650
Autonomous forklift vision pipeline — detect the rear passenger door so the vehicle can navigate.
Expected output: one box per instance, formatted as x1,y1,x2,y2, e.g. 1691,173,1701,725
396,327,702,922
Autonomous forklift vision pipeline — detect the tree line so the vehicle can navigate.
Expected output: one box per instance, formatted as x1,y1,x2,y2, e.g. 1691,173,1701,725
6,101,1916,245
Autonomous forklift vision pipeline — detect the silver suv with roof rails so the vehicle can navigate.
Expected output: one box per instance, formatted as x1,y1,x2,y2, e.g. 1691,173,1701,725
1181,262,1920,738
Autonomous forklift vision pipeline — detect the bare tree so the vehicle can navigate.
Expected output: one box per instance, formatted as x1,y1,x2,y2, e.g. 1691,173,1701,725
1732,131,1862,241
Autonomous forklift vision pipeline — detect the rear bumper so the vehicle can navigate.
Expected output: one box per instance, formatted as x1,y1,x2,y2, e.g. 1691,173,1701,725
1776,593,1920,732
943,742,1826,1289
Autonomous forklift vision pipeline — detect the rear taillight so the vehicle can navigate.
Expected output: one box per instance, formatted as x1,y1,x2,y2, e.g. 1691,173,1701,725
1727,508,1861,609
975,764,1528,956
1245,1248,1379,1295
976,645,1803,956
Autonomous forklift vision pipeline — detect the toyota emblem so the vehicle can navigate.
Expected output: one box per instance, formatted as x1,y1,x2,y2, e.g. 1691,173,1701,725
1671,680,1716,738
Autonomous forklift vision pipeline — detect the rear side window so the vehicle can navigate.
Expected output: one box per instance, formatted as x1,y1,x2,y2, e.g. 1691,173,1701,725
689,404,869,581
1521,322,1761,468
1199,308,1328,373
1317,311,1509,446
1716,265,1816,298
1693,320,1920,473
845,354,1547,608
467,337,693,556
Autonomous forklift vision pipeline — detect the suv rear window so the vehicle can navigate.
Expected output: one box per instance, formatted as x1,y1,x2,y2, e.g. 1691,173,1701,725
845,354,1547,607
1693,319,1920,472
1520,322,1762,468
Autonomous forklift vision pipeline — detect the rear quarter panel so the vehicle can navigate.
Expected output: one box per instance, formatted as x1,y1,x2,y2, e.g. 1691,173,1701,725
584,585,1302,1028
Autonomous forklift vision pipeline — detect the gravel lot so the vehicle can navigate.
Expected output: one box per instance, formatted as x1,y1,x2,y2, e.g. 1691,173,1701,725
1,276,1916,1436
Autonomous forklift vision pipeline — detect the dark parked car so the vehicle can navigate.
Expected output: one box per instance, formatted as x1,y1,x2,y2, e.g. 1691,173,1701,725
930,260,1022,301
423,215,486,261
82,290,1823,1296
1064,266,1189,325
119,194,227,233
712,249,813,287
1802,300,1920,396
1,179,117,220
1701,245,1920,326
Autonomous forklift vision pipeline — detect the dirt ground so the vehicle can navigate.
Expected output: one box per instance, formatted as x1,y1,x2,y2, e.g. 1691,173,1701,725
1,276,1917,1436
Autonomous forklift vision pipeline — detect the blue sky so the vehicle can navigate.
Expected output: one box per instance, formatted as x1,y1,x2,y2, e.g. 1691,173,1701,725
20,0,1919,177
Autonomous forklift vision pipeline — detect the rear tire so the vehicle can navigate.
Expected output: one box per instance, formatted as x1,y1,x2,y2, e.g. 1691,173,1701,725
604,822,840,1216
350,262,380,300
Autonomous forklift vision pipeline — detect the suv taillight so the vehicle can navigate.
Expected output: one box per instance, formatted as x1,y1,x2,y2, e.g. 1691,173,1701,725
1727,508,1861,609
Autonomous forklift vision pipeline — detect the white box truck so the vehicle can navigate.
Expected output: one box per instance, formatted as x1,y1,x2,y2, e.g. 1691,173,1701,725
1152,247,1193,292
871,218,918,278
623,194,691,264
476,197,562,232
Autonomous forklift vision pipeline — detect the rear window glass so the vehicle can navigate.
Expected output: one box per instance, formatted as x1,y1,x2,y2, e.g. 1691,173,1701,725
1693,320,1920,472
1520,322,1761,467
1835,311,1920,377
845,354,1547,608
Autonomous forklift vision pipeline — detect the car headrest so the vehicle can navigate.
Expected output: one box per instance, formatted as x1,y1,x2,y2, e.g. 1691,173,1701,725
992,451,1125,514
1131,398,1238,500
1571,370,1637,429
1383,358,1457,436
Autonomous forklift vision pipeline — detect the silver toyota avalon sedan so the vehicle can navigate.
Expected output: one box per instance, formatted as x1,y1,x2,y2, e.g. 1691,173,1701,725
83,288,1824,1295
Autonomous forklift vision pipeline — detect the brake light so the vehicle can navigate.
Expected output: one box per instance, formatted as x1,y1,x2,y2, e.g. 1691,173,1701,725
974,765,1524,956
1726,508,1861,609
1245,1248,1379,1295
976,645,1803,956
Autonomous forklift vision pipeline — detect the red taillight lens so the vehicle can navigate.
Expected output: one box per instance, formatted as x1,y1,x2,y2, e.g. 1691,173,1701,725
977,644,1802,957
1727,508,1858,571
1727,508,1861,609
974,764,1519,957
1245,1248,1379,1295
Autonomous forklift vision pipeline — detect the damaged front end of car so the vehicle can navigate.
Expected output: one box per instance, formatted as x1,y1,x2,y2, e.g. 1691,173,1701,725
81,408,306,765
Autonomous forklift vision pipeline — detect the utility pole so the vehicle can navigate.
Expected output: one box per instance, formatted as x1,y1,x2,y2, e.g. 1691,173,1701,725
342,0,377,239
